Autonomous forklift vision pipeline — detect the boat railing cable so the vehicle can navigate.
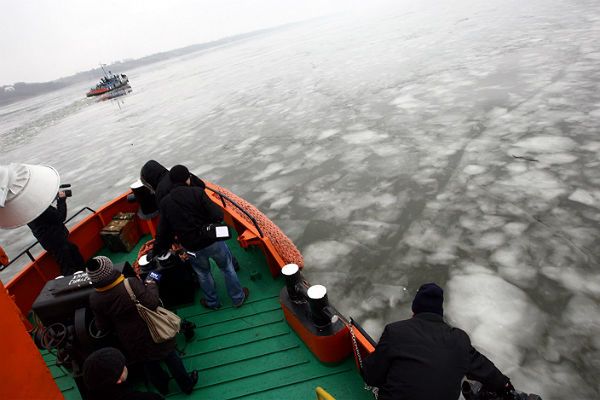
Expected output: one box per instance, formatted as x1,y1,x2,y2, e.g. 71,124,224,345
349,317,379,399
205,187,264,238
1,206,96,272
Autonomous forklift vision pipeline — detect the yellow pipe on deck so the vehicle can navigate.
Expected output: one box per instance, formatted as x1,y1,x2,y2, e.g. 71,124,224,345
316,386,336,400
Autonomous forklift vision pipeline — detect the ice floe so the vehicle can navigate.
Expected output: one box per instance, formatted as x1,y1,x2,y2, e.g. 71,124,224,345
303,240,353,270
511,136,578,154
568,188,597,208
446,272,544,372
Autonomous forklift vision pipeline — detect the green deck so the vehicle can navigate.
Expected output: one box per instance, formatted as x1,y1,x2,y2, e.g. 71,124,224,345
42,235,373,400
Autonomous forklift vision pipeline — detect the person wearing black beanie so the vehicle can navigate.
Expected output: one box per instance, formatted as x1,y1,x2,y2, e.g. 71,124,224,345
411,282,444,316
169,165,190,184
153,164,248,310
140,160,206,206
83,347,163,400
362,282,514,400
88,256,198,396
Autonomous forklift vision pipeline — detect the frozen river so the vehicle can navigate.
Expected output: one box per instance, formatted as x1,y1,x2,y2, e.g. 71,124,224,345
2,0,600,398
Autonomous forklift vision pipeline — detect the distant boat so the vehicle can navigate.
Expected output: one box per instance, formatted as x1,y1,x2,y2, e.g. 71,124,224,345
86,64,130,97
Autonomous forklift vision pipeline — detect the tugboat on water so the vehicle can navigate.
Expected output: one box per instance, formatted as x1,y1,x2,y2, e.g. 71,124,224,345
86,64,130,97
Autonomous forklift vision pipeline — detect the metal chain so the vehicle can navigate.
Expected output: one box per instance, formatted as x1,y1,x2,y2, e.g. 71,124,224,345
349,323,379,399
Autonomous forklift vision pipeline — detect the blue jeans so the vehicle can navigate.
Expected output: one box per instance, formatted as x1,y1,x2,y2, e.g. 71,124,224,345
189,241,245,307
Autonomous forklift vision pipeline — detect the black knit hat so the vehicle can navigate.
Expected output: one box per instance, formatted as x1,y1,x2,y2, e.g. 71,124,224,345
412,283,444,316
86,256,120,288
170,165,190,184
83,347,126,390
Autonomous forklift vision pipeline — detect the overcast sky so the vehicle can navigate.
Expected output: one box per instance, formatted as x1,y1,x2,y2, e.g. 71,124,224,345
0,0,380,86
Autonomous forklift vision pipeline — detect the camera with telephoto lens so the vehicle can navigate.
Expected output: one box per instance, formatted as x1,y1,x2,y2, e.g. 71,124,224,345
462,381,542,400
59,184,72,197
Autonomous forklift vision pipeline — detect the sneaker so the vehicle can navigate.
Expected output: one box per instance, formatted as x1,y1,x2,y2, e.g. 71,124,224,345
183,370,199,395
200,298,221,311
234,287,250,308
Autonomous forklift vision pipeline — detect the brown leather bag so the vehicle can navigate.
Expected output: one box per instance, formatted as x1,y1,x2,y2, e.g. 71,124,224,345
123,279,181,343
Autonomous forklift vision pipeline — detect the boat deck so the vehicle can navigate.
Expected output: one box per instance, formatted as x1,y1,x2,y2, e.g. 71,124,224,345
41,235,372,400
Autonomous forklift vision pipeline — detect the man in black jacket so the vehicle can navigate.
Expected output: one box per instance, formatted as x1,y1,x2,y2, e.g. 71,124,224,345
362,283,513,400
27,191,84,275
140,160,241,271
153,165,248,309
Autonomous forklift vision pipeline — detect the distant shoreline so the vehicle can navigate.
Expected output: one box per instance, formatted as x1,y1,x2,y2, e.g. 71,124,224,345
0,19,312,107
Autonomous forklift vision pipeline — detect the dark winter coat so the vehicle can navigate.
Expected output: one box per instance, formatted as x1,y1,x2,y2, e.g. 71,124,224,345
27,198,69,250
140,160,205,206
154,183,223,255
362,313,510,400
89,277,175,363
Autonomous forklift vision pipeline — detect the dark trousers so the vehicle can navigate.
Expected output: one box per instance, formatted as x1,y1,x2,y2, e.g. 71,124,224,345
144,351,192,394
49,240,84,276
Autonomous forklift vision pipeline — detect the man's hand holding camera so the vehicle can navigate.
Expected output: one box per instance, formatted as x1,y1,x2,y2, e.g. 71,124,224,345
57,183,72,199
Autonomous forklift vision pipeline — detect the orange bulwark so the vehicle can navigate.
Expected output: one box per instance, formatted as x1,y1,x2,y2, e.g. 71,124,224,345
0,280,63,399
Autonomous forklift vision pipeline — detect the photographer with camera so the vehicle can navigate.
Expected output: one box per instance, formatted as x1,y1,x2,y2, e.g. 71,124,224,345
362,283,515,400
27,186,84,276
152,165,248,310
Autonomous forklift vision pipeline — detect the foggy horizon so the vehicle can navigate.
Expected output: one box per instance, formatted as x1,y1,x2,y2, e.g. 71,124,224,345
1,20,305,87
0,0,383,87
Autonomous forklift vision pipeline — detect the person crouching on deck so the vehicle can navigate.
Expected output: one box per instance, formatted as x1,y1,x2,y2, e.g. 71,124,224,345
152,165,248,310
362,282,514,400
87,256,198,395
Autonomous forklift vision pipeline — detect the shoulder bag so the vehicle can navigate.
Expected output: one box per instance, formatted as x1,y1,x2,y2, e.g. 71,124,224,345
123,279,181,343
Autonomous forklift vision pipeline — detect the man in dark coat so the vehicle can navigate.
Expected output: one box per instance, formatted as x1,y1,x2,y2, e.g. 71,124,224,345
140,160,241,271
27,191,84,275
87,256,197,395
362,283,513,400
83,347,164,400
153,165,248,309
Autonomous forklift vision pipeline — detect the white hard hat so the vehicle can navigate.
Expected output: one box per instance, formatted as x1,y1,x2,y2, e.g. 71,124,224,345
0,163,60,229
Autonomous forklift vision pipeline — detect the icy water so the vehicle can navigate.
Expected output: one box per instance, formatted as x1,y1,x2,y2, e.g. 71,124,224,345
2,0,600,398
